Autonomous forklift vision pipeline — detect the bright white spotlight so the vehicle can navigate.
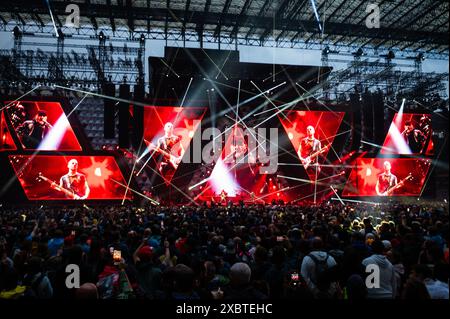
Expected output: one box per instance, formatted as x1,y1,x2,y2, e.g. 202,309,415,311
209,158,240,196
38,115,68,150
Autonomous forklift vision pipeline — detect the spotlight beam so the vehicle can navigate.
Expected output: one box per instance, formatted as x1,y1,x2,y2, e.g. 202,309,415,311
122,138,146,205
309,0,323,33
201,49,228,80
293,184,346,203
278,163,355,168
160,58,180,78
66,93,89,118
330,198,380,206
112,179,159,205
250,80,291,124
0,85,41,112
215,50,232,79
45,0,59,37
330,185,344,205
145,163,199,206
180,77,193,108
361,140,396,152
203,79,286,126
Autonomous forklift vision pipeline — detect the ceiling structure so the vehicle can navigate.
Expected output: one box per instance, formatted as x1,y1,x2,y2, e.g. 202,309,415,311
0,0,448,57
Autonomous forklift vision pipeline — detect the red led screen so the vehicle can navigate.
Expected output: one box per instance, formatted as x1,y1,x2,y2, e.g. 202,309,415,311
5,101,82,151
9,155,131,200
279,110,344,180
0,110,16,151
342,158,431,197
140,106,206,184
381,113,433,155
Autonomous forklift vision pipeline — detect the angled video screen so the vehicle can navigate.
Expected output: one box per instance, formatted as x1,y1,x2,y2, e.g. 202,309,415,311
381,113,433,155
9,155,131,200
4,101,82,151
278,110,344,180
342,158,431,197
137,106,206,184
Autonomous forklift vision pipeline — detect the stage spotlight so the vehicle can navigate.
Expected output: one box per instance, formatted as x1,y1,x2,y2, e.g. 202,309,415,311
416,53,425,61
140,34,146,43
99,31,105,40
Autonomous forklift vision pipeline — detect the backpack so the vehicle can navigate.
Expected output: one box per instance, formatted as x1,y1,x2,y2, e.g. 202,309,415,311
307,253,331,291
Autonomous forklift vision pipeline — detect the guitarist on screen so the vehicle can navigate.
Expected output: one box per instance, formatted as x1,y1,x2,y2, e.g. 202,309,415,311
59,159,90,199
298,125,322,178
156,122,184,180
376,161,398,196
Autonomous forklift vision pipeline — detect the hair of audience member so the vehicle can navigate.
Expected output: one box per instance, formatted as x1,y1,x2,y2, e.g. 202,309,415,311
402,279,431,299
75,283,99,299
311,237,324,251
370,240,385,255
173,264,195,293
229,262,252,286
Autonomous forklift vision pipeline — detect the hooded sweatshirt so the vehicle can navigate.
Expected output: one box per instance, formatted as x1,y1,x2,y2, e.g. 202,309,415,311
362,254,397,299
301,251,337,294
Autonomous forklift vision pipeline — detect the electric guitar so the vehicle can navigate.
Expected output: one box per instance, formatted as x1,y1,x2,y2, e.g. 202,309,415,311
382,173,413,196
37,173,82,199
144,139,182,169
300,144,330,169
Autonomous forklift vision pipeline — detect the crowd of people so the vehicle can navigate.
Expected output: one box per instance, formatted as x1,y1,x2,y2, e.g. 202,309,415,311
0,201,448,300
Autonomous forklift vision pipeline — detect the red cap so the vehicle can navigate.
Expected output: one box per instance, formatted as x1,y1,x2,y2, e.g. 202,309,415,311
138,246,153,260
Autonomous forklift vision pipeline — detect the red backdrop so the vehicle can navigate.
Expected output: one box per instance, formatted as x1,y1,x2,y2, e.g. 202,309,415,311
381,113,433,155
342,157,431,196
6,101,82,151
9,155,131,200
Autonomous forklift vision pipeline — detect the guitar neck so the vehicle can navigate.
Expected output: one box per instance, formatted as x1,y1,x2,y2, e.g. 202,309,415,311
39,175,75,198
156,147,172,158
309,146,328,159
386,175,411,194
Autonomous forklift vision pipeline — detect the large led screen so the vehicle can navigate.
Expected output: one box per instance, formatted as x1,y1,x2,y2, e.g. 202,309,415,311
9,155,131,200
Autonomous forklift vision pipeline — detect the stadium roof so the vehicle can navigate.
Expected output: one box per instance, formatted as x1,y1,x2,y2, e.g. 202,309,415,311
0,0,448,55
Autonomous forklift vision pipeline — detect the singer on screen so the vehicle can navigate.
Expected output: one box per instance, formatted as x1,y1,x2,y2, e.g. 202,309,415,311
16,110,53,149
